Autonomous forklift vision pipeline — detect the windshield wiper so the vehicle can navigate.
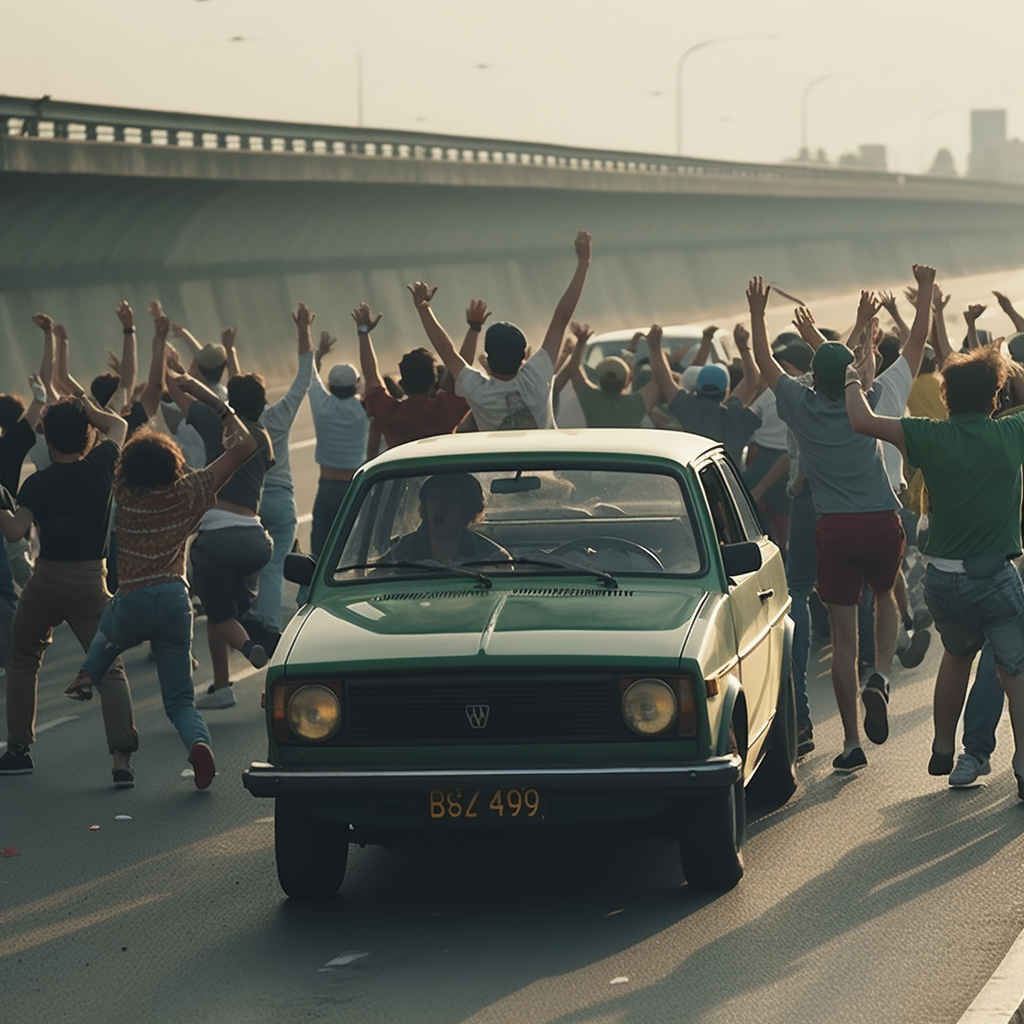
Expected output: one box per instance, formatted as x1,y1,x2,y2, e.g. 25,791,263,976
334,559,492,588
462,556,618,590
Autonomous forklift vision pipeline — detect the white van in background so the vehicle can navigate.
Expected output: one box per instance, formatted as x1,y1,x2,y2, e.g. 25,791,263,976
581,323,740,381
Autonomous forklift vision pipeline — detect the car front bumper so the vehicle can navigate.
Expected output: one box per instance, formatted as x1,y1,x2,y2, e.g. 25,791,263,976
242,756,743,798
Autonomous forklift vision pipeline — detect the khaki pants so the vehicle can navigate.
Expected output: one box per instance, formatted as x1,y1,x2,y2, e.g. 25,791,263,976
6,559,136,754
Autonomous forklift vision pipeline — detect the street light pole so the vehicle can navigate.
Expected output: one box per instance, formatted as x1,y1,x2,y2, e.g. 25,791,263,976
800,71,863,161
675,34,777,157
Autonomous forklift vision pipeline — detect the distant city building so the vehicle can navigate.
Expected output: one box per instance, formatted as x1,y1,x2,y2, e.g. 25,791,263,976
928,148,957,177
967,110,1024,184
838,144,887,171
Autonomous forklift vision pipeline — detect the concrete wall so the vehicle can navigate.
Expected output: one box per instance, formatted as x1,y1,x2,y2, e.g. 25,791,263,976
3,137,1024,389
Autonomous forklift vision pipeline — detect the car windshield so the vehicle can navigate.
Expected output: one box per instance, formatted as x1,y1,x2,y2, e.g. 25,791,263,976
331,466,704,583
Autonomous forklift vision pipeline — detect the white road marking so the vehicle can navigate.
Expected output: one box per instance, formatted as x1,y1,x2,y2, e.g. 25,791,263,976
957,925,1024,1024
289,438,317,450
37,716,79,733
610,977,629,985
321,951,370,970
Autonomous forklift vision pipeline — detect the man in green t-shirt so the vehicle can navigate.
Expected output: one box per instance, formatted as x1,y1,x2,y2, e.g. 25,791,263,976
558,322,661,428
846,343,1024,802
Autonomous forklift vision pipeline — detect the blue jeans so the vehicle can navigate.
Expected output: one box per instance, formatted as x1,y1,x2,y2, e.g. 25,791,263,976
82,582,210,752
310,478,352,558
963,643,1005,760
924,562,1024,674
251,484,296,631
786,488,815,727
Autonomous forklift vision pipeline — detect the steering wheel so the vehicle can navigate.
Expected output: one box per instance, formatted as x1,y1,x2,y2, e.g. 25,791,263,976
549,536,665,571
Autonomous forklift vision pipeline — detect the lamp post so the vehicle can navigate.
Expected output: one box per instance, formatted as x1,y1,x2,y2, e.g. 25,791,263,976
675,35,777,157
921,107,952,173
800,71,859,161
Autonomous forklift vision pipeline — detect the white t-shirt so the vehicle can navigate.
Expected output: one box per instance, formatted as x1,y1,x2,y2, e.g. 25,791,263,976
749,388,789,449
455,350,555,430
875,355,914,490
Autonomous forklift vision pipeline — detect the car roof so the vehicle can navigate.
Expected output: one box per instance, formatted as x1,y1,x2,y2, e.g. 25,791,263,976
587,324,707,344
366,428,721,470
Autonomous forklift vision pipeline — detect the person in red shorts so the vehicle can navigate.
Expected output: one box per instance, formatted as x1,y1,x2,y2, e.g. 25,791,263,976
747,267,935,772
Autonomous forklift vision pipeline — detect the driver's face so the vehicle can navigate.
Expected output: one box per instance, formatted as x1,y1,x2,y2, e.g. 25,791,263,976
424,491,467,540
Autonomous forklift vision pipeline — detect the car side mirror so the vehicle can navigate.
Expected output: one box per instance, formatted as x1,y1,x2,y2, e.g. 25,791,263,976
721,541,762,577
284,552,316,586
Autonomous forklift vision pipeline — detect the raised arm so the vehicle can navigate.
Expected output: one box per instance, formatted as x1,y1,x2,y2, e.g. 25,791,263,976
730,323,761,406
207,406,258,492
540,231,592,364
222,327,241,378
136,315,168,418
408,282,466,381
931,284,953,369
747,277,783,391
963,303,985,350
314,329,335,375
53,324,87,399
689,324,717,368
28,312,57,424
451,298,490,390
352,302,385,394
113,300,138,412
878,290,910,344
993,291,1024,334
792,306,827,351
898,264,936,377
556,323,593,395
845,364,907,460
646,325,680,403
81,393,128,449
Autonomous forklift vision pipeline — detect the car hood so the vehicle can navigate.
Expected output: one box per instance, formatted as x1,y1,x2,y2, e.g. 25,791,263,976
282,582,706,671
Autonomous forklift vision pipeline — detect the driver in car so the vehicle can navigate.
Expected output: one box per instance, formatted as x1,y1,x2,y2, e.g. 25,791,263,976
391,474,510,564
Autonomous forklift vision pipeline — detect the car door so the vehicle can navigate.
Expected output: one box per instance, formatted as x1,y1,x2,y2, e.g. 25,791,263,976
697,459,786,760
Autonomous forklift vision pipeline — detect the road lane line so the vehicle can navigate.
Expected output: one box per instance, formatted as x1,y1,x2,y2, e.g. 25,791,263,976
36,716,79,733
957,925,1024,1024
321,951,369,970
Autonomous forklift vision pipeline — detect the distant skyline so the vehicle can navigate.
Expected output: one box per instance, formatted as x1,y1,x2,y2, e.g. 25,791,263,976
5,0,1023,175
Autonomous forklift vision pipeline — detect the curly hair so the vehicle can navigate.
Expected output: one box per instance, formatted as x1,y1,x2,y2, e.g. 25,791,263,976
940,346,1009,417
115,427,186,490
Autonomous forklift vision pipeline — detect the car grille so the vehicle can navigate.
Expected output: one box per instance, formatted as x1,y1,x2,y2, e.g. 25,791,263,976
342,671,626,745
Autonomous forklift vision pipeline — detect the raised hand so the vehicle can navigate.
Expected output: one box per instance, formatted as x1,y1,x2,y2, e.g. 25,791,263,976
351,302,383,331
221,327,237,349
964,303,986,325
932,284,950,310
733,323,750,349
116,300,134,331
466,298,490,327
54,323,68,343
569,321,593,346
148,299,164,320
165,343,185,375
32,312,54,332
912,263,936,290
993,290,1015,313
746,276,770,315
702,324,719,341
154,315,170,340
407,281,438,308
317,330,336,359
878,290,898,315
855,290,880,327
647,324,664,348
292,302,315,330
27,374,47,404
574,230,593,263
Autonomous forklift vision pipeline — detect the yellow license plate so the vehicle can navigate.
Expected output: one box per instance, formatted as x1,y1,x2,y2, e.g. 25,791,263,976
428,787,543,822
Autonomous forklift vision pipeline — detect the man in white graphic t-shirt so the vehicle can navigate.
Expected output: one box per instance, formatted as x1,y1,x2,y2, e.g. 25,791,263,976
407,230,592,431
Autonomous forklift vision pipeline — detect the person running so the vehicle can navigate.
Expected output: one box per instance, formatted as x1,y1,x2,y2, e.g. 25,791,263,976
65,316,258,788
0,395,137,786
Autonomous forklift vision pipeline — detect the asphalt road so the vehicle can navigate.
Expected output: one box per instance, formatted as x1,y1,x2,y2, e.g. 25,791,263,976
4,265,1024,1024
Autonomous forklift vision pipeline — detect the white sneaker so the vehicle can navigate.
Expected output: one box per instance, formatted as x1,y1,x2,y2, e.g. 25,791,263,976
948,752,991,787
195,685,237,710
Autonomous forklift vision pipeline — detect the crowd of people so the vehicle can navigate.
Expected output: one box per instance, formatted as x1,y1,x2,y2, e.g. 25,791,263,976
1,229,1023,804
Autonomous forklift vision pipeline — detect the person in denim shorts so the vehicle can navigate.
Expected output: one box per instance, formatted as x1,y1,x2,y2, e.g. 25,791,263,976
848,340,1024,802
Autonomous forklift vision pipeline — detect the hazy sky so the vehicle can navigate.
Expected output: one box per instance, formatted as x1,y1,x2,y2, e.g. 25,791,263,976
5,0,1023,175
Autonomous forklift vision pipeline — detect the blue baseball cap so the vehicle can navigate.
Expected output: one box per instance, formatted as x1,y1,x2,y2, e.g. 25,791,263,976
696,363,729,398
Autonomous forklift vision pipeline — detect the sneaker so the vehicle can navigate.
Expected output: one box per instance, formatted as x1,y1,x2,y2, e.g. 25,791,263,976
948,752,991,787
189,741,216,790
195,684,237,710
912,608,933,631
241,639,268,670
832,747,867,773
0,745,33,775
862,673,890,744
797,722,815,757
112,764,135,789
897,628,931,669
928,749,953,776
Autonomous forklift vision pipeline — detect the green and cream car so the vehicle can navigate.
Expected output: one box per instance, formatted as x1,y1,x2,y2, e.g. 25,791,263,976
243,429,796,897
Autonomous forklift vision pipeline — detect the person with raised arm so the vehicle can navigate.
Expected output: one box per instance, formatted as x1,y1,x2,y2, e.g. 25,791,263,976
408,230,593,430
356,299,471,446
0,387,137,786
165,360,274,710
846,290,1024,803
64,314,257,789
748,272,930,773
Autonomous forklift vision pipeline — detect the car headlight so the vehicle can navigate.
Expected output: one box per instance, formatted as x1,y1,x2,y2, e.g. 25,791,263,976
286,684,342,742
621,678,678,736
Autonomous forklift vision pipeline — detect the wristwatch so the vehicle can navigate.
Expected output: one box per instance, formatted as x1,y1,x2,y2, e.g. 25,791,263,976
357,324,370,335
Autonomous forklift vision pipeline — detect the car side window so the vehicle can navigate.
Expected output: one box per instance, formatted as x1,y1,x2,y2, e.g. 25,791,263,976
717,459,765,540
698,464,744,547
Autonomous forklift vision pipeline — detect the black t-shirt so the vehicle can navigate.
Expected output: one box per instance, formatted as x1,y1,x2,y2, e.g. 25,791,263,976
17,439,118,561
187,402,274,513
125,401,149,438
0,418,38,495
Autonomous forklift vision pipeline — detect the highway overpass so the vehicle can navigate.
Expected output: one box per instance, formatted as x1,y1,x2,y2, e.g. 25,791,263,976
3,96,1024,385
